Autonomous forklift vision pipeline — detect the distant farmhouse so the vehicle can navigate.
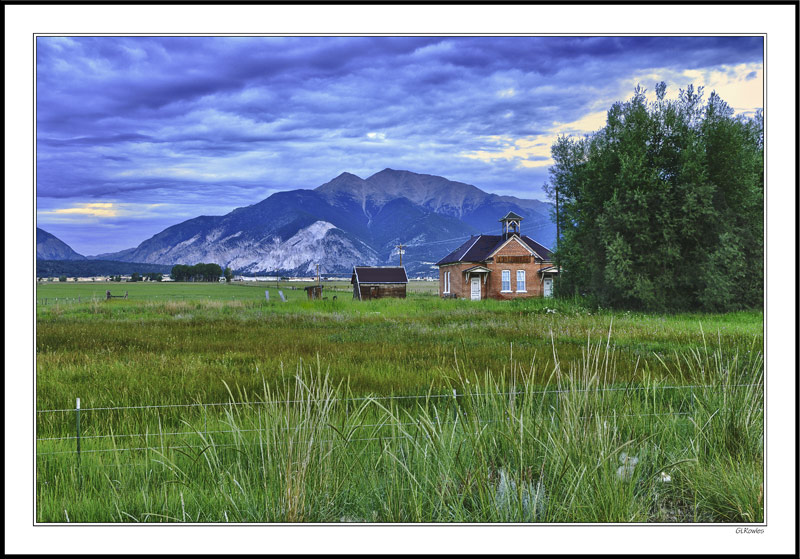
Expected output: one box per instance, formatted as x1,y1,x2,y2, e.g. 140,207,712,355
351,266,408,300
435,212,558,300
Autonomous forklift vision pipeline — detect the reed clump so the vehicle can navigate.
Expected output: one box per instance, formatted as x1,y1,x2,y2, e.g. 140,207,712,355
36,334,762,523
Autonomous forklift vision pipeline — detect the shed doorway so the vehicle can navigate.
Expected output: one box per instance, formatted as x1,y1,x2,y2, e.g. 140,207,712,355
470,277,481,300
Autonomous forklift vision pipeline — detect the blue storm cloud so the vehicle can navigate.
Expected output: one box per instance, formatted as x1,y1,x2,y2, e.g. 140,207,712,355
35,36,763,254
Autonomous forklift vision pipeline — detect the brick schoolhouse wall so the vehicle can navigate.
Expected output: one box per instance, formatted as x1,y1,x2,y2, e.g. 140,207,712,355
438,237,553,300
438,262,476,298
485,238,551,299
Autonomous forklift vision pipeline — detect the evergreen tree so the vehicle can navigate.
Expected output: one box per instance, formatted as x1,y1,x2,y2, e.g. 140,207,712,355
544,84,763,311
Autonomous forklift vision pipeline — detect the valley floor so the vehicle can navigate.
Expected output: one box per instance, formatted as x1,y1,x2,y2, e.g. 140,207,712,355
35,282,764,523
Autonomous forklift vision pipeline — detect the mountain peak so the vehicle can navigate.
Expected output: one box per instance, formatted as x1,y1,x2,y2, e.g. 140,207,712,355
37,227,86,260
334,171,363,180
368,168,411,179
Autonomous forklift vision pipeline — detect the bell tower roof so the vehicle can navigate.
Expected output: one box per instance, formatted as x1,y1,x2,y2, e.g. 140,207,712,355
499,211,524,222
499,212,523,239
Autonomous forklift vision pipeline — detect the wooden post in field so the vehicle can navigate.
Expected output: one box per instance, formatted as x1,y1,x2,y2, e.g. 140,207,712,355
75,398,82,489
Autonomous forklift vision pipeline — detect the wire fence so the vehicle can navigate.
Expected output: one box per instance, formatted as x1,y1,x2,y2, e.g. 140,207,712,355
35,383,762,460
35,383,759,414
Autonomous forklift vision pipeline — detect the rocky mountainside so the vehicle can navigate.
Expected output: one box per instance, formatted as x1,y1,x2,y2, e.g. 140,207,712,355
96,169,555,276
36,228,86,260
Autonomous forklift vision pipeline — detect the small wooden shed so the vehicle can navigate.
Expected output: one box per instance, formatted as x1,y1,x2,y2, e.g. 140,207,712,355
351,266,408,300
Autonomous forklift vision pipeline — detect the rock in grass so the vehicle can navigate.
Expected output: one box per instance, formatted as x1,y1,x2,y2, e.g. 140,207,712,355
616,452,639,481
493,468,546,521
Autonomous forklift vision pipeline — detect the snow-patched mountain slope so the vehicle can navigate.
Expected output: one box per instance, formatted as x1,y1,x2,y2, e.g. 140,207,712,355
96,169,555,275
223,221,379,274
108,220,378,274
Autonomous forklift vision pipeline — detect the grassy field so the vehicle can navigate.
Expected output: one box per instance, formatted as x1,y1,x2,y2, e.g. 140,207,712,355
35,281,764,523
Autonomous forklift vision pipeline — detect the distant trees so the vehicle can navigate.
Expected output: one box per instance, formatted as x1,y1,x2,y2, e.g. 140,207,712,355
224,267,233,283
544,83,763,312
146,272,163,282
36,259,171,277
170,263,223,282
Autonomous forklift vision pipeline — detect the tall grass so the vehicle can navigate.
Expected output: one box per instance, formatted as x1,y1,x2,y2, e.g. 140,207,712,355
36,336,762,523
36,289,762,409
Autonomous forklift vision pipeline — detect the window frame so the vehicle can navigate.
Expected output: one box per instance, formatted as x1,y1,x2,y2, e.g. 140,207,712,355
516,269,526,293
501,269,511,292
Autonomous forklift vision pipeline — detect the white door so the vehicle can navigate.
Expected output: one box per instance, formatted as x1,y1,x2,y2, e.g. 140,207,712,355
470,277,481,300
543,277,553,297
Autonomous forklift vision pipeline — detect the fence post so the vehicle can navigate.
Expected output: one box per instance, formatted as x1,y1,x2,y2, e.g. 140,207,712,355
452,389,458,422
75,397,82,490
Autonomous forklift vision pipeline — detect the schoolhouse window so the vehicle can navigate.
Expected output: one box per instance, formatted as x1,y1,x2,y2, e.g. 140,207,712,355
444,271,450,293
516,270,526,292
501,270,511,292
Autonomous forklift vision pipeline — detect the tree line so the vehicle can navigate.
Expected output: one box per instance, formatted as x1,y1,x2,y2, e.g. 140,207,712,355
170,263,231,282
36,259,172,278
545,83,763,312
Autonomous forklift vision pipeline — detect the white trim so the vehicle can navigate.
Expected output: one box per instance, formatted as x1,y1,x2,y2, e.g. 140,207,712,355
458,236,482,261
501,269,511,292
462,265,492,274
516,269,526,292
488,235,537,259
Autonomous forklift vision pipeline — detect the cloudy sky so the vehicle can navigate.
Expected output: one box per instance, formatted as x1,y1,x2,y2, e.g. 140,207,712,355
36,35,763,255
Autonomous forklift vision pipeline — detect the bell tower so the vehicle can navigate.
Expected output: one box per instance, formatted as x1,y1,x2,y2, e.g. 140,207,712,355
499,211,523,240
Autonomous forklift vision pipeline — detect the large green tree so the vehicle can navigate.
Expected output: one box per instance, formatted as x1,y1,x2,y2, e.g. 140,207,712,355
544,83,763,312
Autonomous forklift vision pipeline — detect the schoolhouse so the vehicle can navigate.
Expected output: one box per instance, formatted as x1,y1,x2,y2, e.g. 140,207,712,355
435,212,558,300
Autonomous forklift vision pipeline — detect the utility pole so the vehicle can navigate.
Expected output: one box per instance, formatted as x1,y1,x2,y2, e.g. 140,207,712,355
555,184,559,249
395,243,405,267
316,263,320,286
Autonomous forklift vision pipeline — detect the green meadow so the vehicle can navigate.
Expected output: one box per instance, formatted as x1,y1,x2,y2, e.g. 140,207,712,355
35,281,763,523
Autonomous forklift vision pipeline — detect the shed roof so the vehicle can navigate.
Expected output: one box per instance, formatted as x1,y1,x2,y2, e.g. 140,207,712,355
435,234,552,266
351,266,408,284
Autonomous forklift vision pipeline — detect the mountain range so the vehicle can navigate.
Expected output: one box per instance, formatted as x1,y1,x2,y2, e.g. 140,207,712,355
37,227,86,261
89,169,556,276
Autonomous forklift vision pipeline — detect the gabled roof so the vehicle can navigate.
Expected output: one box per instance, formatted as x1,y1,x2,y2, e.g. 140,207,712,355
351,266,408,284
499,211,524,221
463,265,492,274
436,234,552,266
487,235,535,258
519,236,553,261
